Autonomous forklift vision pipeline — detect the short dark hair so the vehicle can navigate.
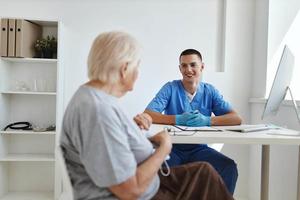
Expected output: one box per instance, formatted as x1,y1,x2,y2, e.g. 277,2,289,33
179,49,202,62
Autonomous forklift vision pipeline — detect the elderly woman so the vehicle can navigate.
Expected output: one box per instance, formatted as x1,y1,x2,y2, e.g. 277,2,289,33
60,31,233,200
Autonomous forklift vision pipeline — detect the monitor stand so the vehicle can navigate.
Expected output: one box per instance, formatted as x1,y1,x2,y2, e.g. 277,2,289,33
286,86,300,123
267,87,300,136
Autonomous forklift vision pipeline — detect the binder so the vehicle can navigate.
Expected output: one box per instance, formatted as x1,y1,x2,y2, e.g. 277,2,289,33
8,19,16,57
1,18,8,57
16,19,42,58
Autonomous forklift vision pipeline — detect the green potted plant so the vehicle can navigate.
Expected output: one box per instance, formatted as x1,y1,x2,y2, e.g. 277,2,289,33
34,36,57,58
34,39,44,58
49,36,57,58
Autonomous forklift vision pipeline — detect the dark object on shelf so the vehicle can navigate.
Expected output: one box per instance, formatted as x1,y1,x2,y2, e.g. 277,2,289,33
3,121,32,131
46,124,56,131
34,35,57,58
42,49,53,58
32,124,56,132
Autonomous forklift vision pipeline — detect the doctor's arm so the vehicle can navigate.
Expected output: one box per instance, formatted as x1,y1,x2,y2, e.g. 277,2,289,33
211,110,242,126
144,109,198,126
144,109,176,125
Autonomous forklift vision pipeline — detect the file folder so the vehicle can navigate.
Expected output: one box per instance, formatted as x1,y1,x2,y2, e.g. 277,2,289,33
8,19,16,57
16,19,42,58
1,18,8,57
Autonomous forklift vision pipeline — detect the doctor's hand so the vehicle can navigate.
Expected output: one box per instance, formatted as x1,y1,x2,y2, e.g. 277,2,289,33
134,113,152,130
175,112,198,126
186,111,211,127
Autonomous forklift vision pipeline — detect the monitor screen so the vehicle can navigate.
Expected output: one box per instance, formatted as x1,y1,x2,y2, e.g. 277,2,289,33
262,45,295,119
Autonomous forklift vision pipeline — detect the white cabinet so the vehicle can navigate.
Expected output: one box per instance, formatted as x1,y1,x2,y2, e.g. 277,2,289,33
0,20,63,200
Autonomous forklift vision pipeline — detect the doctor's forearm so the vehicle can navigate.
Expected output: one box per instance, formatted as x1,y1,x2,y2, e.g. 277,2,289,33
144,110,175,125
211,113,242,126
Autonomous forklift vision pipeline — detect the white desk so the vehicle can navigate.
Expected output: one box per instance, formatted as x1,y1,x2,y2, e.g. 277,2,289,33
150,124,300,200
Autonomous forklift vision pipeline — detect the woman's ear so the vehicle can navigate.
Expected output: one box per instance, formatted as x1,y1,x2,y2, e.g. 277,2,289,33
120,63,129,79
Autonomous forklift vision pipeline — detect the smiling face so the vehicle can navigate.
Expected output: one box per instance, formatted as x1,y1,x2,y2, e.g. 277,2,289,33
179,54,204,85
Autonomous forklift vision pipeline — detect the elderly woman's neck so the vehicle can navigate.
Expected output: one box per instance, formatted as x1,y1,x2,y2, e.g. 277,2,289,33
86,80,125,98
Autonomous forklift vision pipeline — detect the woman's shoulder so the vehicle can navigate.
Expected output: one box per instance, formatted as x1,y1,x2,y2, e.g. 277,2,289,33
67,85,118,115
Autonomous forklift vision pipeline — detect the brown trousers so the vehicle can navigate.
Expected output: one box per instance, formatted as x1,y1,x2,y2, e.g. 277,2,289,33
152,162,234,200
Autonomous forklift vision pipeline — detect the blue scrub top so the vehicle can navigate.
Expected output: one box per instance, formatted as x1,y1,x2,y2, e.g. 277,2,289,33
146,80,232,150
146,80,232,117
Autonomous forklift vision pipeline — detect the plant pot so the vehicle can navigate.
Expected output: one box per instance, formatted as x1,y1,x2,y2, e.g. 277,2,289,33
42,49,53,59
34,50,43,58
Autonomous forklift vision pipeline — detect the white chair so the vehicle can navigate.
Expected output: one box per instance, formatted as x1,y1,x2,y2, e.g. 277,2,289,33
57,146,74,200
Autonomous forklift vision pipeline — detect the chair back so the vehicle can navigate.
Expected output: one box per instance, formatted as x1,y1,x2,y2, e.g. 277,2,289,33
57,146,74,200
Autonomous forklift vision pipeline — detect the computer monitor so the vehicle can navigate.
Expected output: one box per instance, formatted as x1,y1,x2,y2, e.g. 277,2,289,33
262,45,296,120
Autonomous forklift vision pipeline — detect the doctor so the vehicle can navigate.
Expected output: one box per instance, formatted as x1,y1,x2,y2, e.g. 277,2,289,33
144,49,242,194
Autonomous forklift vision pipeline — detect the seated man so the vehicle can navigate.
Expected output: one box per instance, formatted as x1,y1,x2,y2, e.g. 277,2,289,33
145,49,242,194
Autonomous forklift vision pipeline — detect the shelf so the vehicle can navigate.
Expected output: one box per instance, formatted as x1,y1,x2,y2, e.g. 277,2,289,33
0,130,56,135
1,57,57,64
1,91,56,95
0,154,55,162
0,192,53,200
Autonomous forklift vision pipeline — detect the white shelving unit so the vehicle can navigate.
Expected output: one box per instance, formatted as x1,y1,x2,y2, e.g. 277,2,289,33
1,91,56,95
0,19,63,200
0,192,53,200
0,154,55,162
0,130,56,135
1,57,57,63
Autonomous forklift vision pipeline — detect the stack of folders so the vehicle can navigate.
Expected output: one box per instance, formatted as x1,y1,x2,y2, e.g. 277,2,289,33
1,18,42,58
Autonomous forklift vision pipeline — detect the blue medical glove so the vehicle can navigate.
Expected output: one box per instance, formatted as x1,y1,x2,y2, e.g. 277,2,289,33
186,112,211,127
175,112,197,125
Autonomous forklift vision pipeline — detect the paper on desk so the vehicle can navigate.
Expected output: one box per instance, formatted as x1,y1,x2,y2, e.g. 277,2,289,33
266,128,300,136
214,124,271,133
173,125,221,131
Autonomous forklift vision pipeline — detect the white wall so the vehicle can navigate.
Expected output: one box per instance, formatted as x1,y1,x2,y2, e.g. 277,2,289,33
267,0,300,62
267,0,300,99
250,0,300,200
0,0,257,199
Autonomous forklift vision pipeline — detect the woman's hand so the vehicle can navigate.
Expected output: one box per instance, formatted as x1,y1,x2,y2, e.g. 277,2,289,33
134,113,152,130
149,130,172,154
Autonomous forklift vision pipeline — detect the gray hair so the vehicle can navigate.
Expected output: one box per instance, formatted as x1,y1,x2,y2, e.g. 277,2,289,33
87,31,141,84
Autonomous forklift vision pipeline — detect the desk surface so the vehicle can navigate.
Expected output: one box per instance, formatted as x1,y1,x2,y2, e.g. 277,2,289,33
149,124,300,145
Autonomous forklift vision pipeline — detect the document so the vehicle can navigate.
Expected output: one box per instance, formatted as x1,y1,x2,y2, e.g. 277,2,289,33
266,129,300,136
173,125,221,132
214,124,271,133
